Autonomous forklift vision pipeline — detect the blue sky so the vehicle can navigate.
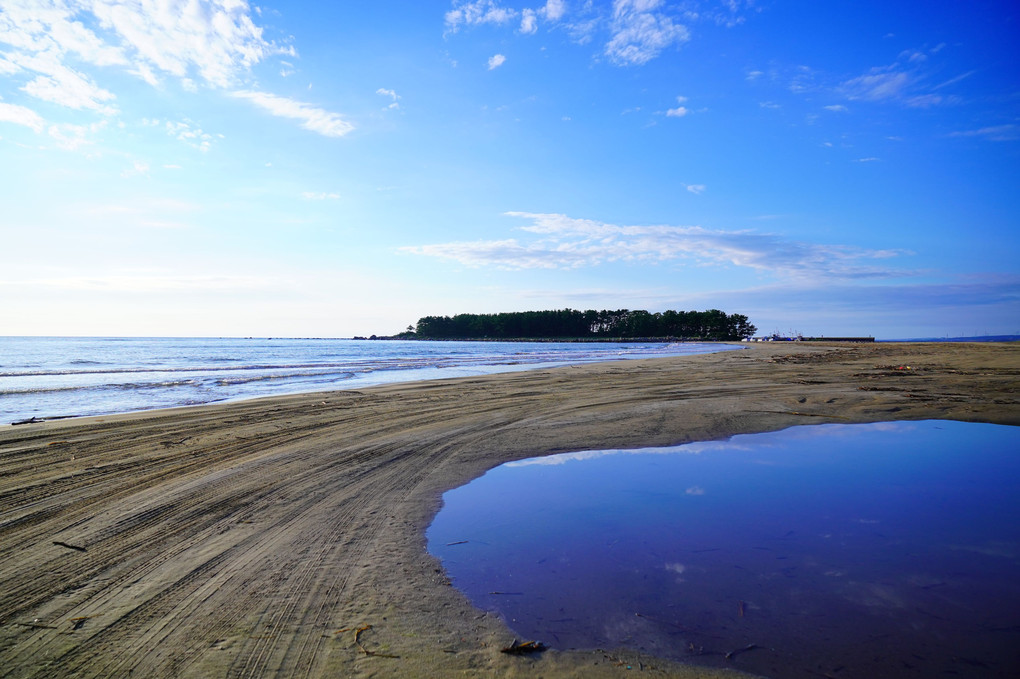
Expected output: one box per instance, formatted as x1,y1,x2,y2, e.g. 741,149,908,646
1,0,1017,339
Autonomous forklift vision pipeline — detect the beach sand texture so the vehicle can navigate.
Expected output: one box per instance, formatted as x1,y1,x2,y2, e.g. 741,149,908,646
1,341,1017,678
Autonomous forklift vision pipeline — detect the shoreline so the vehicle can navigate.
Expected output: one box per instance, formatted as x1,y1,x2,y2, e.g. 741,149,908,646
1,341,1017,678
2,338,736,426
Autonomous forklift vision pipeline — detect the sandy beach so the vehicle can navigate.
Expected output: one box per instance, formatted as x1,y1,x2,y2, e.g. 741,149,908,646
1,341,1017,679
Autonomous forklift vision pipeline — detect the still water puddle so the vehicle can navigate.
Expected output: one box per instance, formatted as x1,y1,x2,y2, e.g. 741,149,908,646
427,421,1020,678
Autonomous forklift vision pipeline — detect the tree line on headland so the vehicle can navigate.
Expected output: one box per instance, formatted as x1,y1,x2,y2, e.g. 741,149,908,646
400,309,757,341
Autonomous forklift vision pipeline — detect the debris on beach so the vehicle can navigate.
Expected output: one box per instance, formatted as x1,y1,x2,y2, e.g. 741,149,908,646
12,416,43,426
725,643,760,660
52,540,87,553
331,624,400,658
500,639,547,654
68,616,94,631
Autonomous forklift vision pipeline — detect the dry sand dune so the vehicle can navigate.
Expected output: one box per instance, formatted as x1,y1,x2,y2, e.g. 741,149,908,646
1,341,1017,678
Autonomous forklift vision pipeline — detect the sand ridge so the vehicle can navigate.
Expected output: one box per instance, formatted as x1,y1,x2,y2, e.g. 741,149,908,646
0,341,1017,678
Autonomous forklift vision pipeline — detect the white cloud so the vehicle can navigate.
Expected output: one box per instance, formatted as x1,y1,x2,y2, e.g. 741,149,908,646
89,0,288,88
667,94,689,116
605,0,690,65
11,53,118,114
823,104,847,112
905,94,943,108
230,90,354,137
0,101,44,132
0,0,291,97
842,69,910,101
710,0,756,27
163,119,214,152
687,276,1020,338
0,1,353,143
521,0,568,35
488,53,507,70
445,0,518,33
541,0,567,21
948,124,1018,142
520,9,538,34
899,49,927,63
376,87,400,109
47,121,106,150
402,211,911,281
444,1,750,66
838,50,957,109
685,184,706,194
933,70,975,91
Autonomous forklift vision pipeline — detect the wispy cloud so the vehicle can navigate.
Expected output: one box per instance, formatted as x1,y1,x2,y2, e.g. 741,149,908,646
0,1,344,140
696,276,1020,319
301,191,341,200
444,1,748,65
760,43,971,115
0,0,291,95
446,0,567,35
684,183,706,194
47,120,107,150
0,101,44,132
445,0,518,33
841,68,911,102
376,87,400,109
19,64,118,114
230,91,354,137
948,124,1018,142
402,211,911,281
143,118,216,151
666,95,689,117
605,0,690,65
836,44,969,109
488,53,507,70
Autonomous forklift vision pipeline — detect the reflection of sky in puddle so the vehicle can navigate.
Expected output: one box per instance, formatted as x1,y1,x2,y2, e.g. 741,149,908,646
427,421,1020,679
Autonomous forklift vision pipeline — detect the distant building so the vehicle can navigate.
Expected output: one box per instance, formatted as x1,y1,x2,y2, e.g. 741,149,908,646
744,334,874,343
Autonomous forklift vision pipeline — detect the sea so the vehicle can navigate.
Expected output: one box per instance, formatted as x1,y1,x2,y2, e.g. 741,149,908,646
0,337,736,425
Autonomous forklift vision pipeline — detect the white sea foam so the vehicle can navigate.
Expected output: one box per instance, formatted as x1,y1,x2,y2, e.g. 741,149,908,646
0,337,738,423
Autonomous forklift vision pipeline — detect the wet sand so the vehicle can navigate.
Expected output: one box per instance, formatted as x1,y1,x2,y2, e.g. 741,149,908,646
1,341,1017,678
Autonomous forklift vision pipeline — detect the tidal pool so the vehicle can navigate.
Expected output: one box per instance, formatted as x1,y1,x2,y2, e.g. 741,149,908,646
427,420,1020,678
